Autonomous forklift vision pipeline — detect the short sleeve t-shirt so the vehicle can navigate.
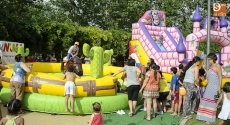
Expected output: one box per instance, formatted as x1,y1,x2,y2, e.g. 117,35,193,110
170,75,180,91
124,66,140,87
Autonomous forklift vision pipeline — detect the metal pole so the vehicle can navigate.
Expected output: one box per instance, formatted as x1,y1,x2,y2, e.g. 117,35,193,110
206,0,211,70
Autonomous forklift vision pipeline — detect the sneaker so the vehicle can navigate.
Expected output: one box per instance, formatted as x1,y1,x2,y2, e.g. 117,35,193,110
140,108,146,111
120,110,125,114
116,110,123,115
156,111,163,115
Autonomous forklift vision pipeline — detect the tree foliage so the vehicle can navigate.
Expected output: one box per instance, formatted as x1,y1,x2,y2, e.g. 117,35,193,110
0,0,229,59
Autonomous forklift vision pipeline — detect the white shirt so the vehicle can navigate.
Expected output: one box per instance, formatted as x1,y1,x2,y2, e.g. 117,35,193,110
130,53,140,63
68,45,79,55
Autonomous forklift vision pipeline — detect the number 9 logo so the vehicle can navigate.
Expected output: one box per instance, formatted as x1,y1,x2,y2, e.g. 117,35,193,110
213,3,221,11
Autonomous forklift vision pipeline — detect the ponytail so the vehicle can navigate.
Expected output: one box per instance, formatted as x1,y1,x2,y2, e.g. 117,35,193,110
154,69,157,80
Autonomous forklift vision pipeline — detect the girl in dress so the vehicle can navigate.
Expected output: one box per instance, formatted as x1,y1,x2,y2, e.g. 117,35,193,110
139,64,161,121
216,82,230,125
89,102,103,125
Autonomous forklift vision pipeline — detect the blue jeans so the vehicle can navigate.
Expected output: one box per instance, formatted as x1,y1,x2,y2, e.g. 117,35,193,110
67,53,79,59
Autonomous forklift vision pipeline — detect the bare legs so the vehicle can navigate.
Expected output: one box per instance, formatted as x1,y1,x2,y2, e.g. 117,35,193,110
65,94,75,112
152,98,157,117
146,99,152,120
218,120,225,125
178,95,185,116
128,100,137,115
145,98,157,120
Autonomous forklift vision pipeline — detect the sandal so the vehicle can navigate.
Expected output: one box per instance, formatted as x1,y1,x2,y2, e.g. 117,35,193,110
128,113,133,117
151,114,156,118
144,116,151,121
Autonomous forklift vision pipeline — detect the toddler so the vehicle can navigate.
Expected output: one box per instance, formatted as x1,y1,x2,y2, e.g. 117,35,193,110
0,99,24,125
89,102,103,125
216,82,230,125
63,65,80,112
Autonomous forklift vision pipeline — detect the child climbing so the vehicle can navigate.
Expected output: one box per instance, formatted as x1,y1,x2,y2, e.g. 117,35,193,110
62,65,80,112
89,102,103,125
0,99,24,125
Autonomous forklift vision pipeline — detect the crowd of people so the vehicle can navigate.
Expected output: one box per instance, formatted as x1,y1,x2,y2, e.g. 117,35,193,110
1,40,230,125
112,53,230,125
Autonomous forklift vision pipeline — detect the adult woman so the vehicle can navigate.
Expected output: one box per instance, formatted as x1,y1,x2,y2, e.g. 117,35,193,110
139,64,160,121
112,59,141,116
196,53,222,124
180,56,200,121
10,54,31,113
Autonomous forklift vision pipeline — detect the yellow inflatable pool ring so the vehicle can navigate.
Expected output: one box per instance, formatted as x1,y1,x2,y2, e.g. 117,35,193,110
2,63,123,97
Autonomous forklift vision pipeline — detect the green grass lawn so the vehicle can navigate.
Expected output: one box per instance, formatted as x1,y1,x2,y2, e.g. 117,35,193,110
102,102,230,125
185,110,230,125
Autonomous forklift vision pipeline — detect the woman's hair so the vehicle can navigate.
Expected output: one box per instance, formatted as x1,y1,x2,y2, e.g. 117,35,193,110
158,70,164,79
92,102,101,113
183,56,201,74
207,53,217,63
127,59,136,66
150,63,157,80
7,99,21,115
15,54,23,62
223,82,230,93
150,58,155,65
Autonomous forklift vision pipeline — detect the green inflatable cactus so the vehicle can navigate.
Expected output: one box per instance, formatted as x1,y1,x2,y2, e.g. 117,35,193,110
83,43,110,79
10,44,29,56
104,49,113,66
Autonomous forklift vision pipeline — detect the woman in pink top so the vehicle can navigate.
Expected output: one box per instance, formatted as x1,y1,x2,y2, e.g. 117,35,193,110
89,102,103,125
139,64,160,121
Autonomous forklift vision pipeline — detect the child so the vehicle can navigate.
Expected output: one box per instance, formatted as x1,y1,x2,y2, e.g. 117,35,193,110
168,67,180,116
0,99,24,125
89,102,103,125
194,68,206,112
62,65,80,112
216,82,230,125
177,64,186,116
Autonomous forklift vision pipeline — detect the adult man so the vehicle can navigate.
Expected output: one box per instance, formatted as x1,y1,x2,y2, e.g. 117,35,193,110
67,42,79,60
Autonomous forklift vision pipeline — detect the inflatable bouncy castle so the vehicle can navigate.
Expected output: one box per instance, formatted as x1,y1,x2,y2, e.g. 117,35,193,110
0,43,136,115
130,5,230,86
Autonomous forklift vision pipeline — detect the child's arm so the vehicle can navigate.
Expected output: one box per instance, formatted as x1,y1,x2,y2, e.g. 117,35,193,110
0,118,4,125
216,92,224,107
62,74,66,80
75,73,80,79
19,118,24,125
139,72,150,93
89,114,94,125
178,80,183,86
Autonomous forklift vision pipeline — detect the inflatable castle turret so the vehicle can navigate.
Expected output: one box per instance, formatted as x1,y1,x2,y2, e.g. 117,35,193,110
220,17,228,36
192,5,202,34
186,5,230,72
176,36,187,63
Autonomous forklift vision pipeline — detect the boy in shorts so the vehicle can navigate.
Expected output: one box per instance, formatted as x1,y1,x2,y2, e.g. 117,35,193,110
169,67,180,116
63,65,80,112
